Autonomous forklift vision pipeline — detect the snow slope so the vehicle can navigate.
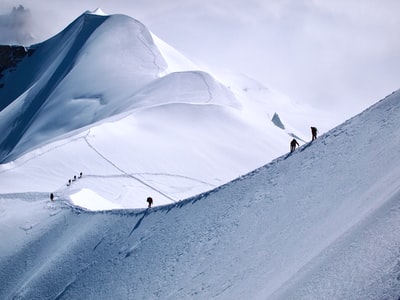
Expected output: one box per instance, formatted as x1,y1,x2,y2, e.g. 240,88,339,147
0,89,399,299
0,12,167,162
0,10,335,209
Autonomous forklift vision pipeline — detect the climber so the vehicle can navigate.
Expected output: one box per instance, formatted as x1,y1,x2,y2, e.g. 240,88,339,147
290,138,300,152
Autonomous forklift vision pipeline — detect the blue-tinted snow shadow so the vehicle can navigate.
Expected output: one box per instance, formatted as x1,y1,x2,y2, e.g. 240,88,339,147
0,14,108,163
128,209,150,236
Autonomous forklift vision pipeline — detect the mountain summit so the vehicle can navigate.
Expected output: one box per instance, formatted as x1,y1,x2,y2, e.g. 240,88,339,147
0,12,167,162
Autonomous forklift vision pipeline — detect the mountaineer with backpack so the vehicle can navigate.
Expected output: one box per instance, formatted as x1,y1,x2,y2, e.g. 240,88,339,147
290,138,300,152
147,197,153,208
311,126,318,141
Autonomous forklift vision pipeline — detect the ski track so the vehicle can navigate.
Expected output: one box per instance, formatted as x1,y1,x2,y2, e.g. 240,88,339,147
0,126,214,203
196,72,213,103
0,130,90,174
135,19,164,77
83,173,215,186
83,131,177,203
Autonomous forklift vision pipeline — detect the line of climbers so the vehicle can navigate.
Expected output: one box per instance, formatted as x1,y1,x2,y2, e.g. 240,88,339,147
50,172,83,201
290,126,318,153
66,172,83,187
49,171,155,209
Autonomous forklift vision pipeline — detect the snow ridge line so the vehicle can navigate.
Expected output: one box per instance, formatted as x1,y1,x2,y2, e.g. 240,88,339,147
0,16,108,164
54,262,93,300
83,132,177,203
196,72,213,103
135,20,163,76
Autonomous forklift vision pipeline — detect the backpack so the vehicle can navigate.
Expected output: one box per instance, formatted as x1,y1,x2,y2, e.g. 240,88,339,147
311,127,317,133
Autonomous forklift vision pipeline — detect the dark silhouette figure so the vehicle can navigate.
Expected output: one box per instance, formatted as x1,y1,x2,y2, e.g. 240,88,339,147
67,179,71,186
311,126,318,141
73,175,77,181
290,138,299,152
50,193,54,201
147,197,153,208
79,172,83,178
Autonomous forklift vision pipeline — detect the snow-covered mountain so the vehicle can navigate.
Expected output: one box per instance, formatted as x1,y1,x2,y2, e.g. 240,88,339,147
0,86,399,299
1,8,400,300
0,10,334,209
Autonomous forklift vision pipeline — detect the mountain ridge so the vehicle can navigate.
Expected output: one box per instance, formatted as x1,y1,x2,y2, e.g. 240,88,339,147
0,12,167,162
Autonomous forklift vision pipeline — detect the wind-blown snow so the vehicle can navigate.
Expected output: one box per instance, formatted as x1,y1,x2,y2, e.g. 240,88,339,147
0,89,399,299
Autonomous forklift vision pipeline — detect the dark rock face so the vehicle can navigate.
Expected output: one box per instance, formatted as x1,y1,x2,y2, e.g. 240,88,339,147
0,45,35,83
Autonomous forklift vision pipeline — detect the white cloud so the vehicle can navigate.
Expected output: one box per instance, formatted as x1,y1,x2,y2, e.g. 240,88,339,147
0,5,34,45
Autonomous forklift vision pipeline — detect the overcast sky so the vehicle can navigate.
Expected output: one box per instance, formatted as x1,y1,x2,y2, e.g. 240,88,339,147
1,0,399,118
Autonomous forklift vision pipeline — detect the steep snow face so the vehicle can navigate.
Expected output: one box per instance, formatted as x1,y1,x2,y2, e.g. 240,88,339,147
0,90,399,299
151,33,200,73
0,12,167,162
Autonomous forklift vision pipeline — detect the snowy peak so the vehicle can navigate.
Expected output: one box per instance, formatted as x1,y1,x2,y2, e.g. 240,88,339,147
0,12,169,162
85,8,107,15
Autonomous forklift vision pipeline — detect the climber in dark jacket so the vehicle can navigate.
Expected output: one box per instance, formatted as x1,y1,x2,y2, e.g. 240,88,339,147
311,126,318,141
290,138,299,152
147,197,153,208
